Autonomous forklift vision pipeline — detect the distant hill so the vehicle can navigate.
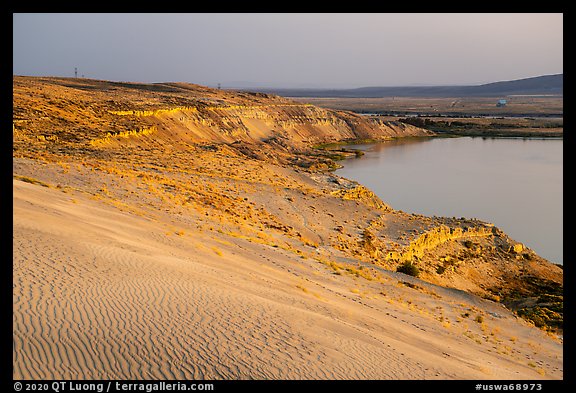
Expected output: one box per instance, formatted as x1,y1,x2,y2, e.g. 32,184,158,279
244,74,563,98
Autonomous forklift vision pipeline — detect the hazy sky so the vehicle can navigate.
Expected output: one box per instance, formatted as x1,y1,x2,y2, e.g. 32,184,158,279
13,13,563,88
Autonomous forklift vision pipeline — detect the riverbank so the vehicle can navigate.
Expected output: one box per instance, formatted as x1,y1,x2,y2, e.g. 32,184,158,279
13,76,563,379
13,165,563,379
394,116,563,138
292,96,563,139
292,96,563,118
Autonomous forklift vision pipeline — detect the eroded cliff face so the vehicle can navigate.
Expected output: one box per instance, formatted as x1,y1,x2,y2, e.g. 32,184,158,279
385,224,495,263
12,76,562,332
100,100,431,148
12,76,431,159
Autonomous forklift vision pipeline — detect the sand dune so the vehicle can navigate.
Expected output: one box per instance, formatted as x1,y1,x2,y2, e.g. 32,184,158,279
13,179,562,379
13,76,562,380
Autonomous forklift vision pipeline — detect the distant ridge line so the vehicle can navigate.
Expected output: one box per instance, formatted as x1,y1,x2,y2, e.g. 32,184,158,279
242,74,563,98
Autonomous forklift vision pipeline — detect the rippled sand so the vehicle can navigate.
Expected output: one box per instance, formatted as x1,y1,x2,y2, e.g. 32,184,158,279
13,179,562,379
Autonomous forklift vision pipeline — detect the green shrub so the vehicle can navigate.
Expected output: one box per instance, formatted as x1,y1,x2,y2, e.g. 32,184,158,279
397,261,420,277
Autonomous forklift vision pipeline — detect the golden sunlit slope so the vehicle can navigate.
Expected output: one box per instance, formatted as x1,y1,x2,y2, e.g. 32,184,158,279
13,75,562,330
13,177,563,379
13,75,562,380
13,76,431,160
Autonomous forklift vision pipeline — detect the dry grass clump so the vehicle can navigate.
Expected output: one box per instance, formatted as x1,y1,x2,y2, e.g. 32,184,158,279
14,175,51,188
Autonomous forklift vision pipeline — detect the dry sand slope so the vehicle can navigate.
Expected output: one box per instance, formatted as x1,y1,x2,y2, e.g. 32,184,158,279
12,76,562,381
13,179,562,380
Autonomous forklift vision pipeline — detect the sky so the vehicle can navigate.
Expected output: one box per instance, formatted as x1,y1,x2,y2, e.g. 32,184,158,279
13,13,563,89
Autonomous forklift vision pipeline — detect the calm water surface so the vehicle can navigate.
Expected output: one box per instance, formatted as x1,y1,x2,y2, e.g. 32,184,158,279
335,137,563,264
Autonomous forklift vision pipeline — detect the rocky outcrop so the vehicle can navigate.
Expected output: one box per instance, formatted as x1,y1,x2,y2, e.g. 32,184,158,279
13,76,433,158
330,185,390,210
103,102,431,148
109,107,198,117
12,76,562,333
90,126,157,146
385,224,495,263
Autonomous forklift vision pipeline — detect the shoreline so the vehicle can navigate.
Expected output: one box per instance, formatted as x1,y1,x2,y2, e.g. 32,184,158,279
426,128,563,138
314,132,563,172
329,136,563,265
13,76,563,379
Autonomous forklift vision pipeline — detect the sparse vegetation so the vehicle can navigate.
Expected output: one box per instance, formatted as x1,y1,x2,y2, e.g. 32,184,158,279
12,76,564,380
14,175,50,188
396,261,420,277
516,306,562,331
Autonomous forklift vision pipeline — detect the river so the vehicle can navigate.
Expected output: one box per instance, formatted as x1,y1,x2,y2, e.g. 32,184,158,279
335,136,563,264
